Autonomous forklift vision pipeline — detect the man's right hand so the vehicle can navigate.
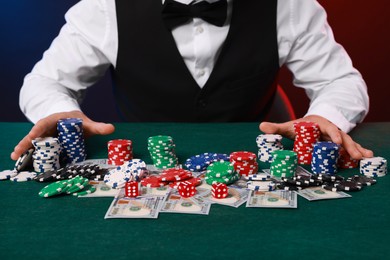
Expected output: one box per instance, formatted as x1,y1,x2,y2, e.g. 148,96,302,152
10,110,115,160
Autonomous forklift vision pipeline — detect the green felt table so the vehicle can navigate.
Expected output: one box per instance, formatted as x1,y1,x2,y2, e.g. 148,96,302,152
0,122,389,259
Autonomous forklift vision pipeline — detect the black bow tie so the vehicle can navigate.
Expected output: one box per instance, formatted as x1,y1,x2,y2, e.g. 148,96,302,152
162,0,228,30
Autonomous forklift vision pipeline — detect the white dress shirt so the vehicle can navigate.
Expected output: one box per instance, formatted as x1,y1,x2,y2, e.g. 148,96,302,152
19,0,369,133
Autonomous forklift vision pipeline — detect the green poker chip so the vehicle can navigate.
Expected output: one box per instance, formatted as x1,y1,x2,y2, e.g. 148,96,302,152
38,180,68,198
72,184,96,197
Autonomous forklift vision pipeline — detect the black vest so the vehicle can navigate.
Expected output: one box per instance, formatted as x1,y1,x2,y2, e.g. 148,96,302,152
113,0,279,122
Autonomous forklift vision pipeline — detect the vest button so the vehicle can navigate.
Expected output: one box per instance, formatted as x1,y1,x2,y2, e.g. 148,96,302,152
198,99,207,108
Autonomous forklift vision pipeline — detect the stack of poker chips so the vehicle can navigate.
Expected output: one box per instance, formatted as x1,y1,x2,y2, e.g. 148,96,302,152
229,151,258,176
360,157,387,177
256,134,284,163
311,141,340,175
147,135,178,169
104,159,148,189
245,172,276,191
205,161,240,185
184,152,229,172
337,147,359,169
32,137,61,173
270,150,297,178
107,139,133,165
57,118,86,164
293,122,320,164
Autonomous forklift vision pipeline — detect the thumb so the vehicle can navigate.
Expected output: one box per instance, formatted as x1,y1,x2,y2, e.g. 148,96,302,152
259,121,295,139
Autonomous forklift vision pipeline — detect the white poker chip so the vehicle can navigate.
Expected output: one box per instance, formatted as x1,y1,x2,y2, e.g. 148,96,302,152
14,148,34,172
0,169,18,180
10,171,37,182
103,169,128,189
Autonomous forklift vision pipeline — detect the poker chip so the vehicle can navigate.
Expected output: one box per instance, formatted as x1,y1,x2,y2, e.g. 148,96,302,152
276,183,302,191
140,175,166,188
230,151,258,176
270,150,297,178
122,159,148,181
205,160,240,185
72,184,96,196
360,157,387,177
256,134,284,163
32,137,61,173
338,147,359,169
0,169,18,180
322,180,362,192
246,180,276,191
158,168,193,182
57,118,87,164
66,176,89,194
14,148,34,172
104,167,131,189
281,177,311,187
316,173,344,182
10,171,37,182
169,177,202,189
39,180,69,198
311,141,340,175
107,139,133,166
293,122,320,165
245,172,271,181
147,135,178,169
347,175,377,186
184,152,229,172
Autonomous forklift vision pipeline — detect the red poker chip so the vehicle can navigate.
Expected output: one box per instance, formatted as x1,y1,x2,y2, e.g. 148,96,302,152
169,177,202,189
140,176,166,188
338,148,359,169
107,139,133,166
229,151,257,162
158,168,193,182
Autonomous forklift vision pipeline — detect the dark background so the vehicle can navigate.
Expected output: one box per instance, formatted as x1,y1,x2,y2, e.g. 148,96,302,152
0,0,389,123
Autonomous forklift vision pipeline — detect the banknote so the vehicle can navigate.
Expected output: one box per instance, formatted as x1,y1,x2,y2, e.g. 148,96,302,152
78,180,120,197
201,187,249,208
246,190,298,208
160,190,211,215
104,189,165,219
297,187,352,201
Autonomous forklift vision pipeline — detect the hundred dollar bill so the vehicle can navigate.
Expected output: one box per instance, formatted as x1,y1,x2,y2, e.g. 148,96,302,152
104,189,165,219
246,190,298,208
160,190,211,215
297,187,352,201
78,180,120,197
201,187,249,208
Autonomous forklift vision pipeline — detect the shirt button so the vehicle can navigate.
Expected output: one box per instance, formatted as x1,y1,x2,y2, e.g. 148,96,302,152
197,69,205,77
196,26,204,34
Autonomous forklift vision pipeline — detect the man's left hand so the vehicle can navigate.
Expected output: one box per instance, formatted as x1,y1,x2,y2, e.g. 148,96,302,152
259,115,373,160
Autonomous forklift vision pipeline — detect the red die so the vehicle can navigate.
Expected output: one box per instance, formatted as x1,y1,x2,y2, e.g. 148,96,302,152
125,181,139,198
211,183,228,199
177,181,196,198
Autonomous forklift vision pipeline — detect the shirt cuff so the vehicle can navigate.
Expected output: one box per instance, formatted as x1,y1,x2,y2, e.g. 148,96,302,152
304,103,355,133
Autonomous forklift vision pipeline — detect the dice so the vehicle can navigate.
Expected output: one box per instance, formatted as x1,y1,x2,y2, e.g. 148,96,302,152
211,183,228,199
125,181,139,197
177,181,196,198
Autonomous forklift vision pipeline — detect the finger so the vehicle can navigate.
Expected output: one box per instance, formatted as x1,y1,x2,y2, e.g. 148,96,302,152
322,124,342,144
259,121,295,139
355,143,374,158
83,121,115,137
10,118,57,160
341,132,364,160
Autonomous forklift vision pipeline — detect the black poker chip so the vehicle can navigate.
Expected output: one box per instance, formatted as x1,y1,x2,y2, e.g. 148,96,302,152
317,174,344,182
347,175,377,186
276,183,302,191
322,180,362,192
